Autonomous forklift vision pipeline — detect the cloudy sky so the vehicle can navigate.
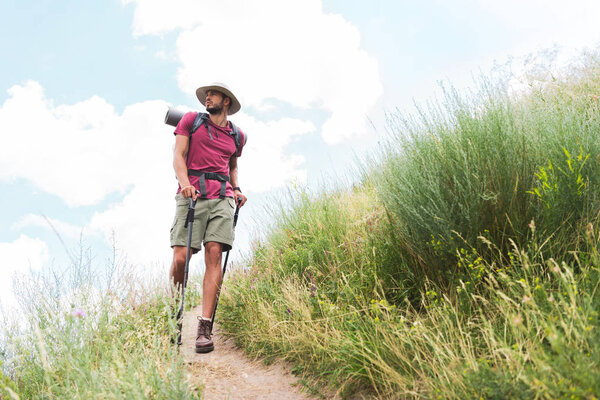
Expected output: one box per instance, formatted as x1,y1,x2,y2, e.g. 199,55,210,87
2,0,600,310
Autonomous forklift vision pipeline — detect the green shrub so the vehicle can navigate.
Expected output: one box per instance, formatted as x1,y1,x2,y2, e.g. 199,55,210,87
370,54,600,291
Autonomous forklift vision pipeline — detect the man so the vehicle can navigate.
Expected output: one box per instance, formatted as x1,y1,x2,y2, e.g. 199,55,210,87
169,82,247,353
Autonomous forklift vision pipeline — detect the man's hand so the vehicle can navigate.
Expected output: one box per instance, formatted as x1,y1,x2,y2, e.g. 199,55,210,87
234,189,247,207
181,185,198,200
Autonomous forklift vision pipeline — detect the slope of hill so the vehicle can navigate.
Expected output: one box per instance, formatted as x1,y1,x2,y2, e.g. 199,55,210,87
218,52,600,398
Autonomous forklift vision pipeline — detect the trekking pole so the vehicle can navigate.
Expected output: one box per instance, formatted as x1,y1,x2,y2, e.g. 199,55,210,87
176,190,199,345
210,198,242,332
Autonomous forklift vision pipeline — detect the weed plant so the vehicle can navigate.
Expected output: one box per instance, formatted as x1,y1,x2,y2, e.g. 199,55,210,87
218,51,600,398
0,245,203,399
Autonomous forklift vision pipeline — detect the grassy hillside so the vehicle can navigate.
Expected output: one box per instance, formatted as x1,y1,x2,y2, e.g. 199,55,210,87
218,52,600,398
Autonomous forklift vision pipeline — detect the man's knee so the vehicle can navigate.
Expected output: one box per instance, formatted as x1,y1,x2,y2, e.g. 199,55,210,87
172,246,189,267
204,242,223,266
205,242,222,254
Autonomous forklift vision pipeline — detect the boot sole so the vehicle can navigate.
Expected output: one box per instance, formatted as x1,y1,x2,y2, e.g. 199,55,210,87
195,345,214,353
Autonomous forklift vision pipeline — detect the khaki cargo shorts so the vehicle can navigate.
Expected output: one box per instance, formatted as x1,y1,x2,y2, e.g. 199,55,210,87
170,193,236,252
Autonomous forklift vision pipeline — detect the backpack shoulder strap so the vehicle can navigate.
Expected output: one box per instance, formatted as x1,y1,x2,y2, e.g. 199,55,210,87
229,121,244,155
190,112,210,135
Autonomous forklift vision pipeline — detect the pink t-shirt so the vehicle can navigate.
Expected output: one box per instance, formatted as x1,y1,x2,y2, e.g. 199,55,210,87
174,112,246,198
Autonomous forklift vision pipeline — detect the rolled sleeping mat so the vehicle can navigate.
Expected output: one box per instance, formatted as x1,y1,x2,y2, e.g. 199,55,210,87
165,107,185,127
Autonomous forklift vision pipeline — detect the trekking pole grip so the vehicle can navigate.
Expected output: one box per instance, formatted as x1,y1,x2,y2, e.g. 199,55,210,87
233,198,241,226
184,191,200,228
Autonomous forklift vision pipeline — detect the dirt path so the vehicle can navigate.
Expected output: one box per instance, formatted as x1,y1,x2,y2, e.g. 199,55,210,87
180,306,316,400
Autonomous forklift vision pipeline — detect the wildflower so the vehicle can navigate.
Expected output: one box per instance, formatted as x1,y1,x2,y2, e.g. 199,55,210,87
71,308,86,318
286,307,293,315
528,220,536,232
594,95,599,101
522,296,532,304
512,315,523,325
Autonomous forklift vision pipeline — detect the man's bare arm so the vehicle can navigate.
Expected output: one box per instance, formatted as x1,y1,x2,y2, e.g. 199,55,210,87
229,156,247,207
174,135,197,199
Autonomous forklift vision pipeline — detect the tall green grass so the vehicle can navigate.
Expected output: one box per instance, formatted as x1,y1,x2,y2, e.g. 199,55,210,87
218,51,600,398
0,247,204,399
375,58,600,289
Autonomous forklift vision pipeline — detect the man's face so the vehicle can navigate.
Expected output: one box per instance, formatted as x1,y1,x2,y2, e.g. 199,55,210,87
205,90,229,115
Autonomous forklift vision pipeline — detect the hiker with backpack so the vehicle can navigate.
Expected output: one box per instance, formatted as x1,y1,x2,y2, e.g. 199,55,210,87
168,82,247,353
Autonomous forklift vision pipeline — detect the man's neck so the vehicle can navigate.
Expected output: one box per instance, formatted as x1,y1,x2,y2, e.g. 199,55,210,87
208,113,228,127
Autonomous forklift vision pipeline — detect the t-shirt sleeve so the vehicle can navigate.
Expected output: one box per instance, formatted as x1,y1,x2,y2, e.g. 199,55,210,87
235,130,247,157
173,112,197,137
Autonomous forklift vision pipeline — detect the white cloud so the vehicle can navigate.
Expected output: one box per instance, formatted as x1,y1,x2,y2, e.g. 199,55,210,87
0,81,169,206
0,235,49,310
12,214,84,239
0,235,49,272
89,176,176,268
0,81,311,201
0,81,311,268
234,114,314,192
123,0,382,144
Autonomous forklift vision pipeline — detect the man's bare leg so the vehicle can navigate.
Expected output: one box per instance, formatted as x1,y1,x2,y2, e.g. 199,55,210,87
195,241,222,353
202,241,223,319
169,245,191,296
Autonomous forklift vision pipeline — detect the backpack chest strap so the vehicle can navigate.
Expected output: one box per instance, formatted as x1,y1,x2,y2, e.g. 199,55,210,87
188,169,230,199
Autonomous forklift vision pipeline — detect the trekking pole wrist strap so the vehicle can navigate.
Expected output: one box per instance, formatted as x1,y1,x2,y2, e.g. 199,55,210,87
232,186,241,192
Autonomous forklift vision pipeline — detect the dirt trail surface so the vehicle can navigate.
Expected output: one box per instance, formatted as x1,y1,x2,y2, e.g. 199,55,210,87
180,306,316,400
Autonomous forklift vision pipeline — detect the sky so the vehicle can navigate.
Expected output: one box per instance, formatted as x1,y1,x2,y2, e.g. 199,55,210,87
2,0,600,311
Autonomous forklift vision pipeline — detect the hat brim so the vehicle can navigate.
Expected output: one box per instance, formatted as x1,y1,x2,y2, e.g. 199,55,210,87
196,85,241,115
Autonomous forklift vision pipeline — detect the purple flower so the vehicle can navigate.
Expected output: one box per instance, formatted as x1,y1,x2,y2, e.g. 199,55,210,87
307,271,315,285
71,308,86,318
286,307,293,315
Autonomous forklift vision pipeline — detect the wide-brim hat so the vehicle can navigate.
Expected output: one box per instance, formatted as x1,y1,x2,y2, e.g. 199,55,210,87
196,82,241,115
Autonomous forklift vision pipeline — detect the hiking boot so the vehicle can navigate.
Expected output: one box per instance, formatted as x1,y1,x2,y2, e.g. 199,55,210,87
195,317,214,353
